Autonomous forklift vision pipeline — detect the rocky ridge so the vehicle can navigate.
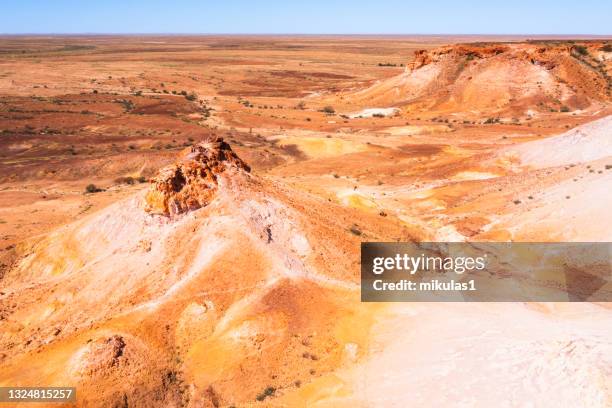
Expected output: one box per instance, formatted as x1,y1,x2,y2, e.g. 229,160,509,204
348,41,611,115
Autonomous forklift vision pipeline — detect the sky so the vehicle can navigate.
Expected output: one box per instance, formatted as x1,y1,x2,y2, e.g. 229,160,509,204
1,0,611,35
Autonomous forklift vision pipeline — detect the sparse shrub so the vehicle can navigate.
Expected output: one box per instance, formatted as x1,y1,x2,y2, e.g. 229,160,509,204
85,184,101,193
185,92,197,101
115,176,135,185
372,113,385,118
256,387,276,402
560,106,570,112
295,101,306,110
118,99,135,112
601,44,612,52
128,144,137,150
321,106,335,114
137,176,147,183
574,45,589,56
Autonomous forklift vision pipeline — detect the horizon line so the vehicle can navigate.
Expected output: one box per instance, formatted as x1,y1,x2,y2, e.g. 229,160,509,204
0,33,611,37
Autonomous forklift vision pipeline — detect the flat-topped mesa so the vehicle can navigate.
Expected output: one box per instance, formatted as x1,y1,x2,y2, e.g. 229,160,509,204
409,44,511,71
408,42,611,73
145,138,250,216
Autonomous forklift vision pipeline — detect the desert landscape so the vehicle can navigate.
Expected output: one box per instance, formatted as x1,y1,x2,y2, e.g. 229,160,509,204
1,35,611,407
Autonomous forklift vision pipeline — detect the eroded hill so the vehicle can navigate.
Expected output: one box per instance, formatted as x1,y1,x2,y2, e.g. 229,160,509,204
346,41,611,119
0,139,417,406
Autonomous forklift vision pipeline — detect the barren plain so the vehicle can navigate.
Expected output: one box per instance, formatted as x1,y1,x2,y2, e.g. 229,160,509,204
0,35,611,407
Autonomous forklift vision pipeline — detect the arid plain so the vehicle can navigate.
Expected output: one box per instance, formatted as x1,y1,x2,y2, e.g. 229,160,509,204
1,36,612,407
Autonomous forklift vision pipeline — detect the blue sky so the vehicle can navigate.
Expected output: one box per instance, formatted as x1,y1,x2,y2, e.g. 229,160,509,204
1,1,611,35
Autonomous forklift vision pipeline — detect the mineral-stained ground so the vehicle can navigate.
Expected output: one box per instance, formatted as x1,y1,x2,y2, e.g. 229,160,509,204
1,36,611,407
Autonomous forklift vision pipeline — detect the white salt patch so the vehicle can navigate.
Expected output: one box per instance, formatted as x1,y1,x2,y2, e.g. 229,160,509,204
349,107,399,118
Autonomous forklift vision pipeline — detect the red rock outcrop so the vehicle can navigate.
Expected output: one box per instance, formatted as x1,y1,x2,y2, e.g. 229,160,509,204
144,138,250,216
409,45,509,71
353,41,611,114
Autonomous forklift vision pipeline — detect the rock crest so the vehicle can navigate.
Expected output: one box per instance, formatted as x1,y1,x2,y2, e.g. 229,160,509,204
145,138,250,216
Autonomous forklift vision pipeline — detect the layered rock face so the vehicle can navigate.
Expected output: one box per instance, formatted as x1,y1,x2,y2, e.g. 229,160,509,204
352,42,611,113
144,138,250,216
409,44,509,71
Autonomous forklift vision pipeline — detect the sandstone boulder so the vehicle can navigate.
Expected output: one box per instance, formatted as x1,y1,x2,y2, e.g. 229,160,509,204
145,138,250,216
